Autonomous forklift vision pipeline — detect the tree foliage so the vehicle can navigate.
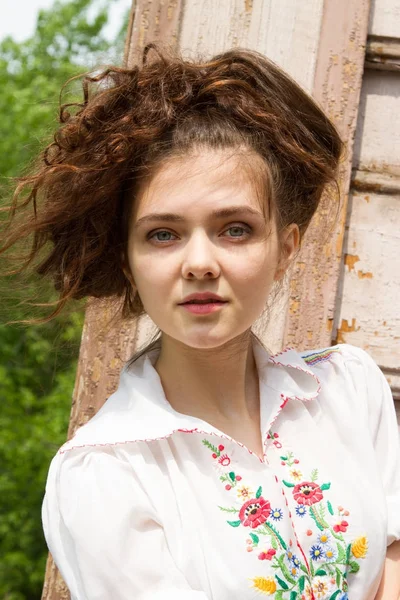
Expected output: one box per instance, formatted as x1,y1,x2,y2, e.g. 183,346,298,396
0,1,128,597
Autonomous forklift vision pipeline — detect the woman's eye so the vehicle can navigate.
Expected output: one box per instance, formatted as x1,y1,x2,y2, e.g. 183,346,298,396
148,230,177,243
224,225,251,238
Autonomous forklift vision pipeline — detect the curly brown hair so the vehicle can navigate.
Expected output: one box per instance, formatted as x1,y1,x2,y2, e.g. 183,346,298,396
1,43,343,321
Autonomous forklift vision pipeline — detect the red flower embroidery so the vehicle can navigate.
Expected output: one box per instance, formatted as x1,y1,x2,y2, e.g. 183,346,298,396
293,482,323,506
239,497,271,528
333,520,349,533
258,548,276,560
218,454,231,466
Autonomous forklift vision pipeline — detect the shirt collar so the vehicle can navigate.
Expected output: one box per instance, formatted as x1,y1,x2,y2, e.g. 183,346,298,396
61,338,320,453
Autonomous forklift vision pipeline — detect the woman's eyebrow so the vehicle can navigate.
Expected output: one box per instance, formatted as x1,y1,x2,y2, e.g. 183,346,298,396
134,206,262,228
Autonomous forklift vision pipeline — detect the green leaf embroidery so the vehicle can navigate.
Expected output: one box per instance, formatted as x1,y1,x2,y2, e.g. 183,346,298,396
270,535,278,550
320,482,331,491
331,528,345,542
218,506,239,513
300,564,309,575
345,543,352,564
282,480,295,488
335,566,342,587
315,569,327,576
275,575,289,590
326,564,335,576
280,456,288,461
310,559,315,578
265,522,287,550
311,468,318,481
290,592,298,600
202,439,219,454
280,560,296,585
337,543,346,563
309,506,324,531
298,575,305,593
255,486,262,498
329,591,342,600
275,591,284,600
327,500,334,516
228,472,236,482
317,504,330,529
349,560,360,573
249,533,259,545
227,520,241,527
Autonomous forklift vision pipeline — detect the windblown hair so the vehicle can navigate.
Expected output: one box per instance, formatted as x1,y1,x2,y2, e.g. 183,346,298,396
1,43,343,321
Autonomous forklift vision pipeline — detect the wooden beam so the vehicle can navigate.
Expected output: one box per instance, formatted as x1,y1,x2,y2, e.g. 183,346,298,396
282,0,371,350
351,168,400,194
365,35,400,71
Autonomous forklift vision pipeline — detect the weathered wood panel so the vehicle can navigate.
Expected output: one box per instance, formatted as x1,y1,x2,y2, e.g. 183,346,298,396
179,0,323,90
369,0,400,37
334,0,400,414
334,189,400,369
282,0,371,351
353,71,400,173
125,0,184,65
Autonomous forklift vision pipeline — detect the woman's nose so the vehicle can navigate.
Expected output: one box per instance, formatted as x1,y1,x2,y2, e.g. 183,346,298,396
181,231,221,280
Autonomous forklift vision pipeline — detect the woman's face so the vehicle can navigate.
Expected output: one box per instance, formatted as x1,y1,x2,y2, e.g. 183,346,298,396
126,149,298,349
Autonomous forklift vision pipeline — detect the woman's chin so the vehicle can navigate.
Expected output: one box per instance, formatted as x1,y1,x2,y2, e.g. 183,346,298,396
164,325,251,351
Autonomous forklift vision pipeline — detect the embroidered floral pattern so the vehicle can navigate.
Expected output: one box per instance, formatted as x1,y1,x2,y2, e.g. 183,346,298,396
202,435,368,599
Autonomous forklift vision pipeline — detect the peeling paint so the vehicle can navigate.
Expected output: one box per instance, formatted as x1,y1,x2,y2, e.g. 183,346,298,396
109,357,121,369
344,253,360,271
335,318,360,343
91,356,102,384
357,270,373,279
290,300,300,314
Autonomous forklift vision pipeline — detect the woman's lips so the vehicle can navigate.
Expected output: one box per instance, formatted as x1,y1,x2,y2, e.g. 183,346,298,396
179,301,227,315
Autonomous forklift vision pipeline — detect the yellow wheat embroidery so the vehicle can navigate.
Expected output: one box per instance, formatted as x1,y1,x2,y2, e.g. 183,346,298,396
351,535,368,559
250,576,277,594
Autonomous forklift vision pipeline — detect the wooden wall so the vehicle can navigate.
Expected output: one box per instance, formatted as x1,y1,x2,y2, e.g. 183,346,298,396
334,0,400,417
42,0,400,596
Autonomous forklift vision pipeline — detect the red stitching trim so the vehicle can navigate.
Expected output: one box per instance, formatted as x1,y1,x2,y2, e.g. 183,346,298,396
271,461,312,579
268,357,321,401
261,394,289,457
59,428,267,463
268,346,296,358
60,347,319,455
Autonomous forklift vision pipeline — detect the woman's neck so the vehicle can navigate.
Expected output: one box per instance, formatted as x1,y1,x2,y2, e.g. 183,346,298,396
154,331,260,425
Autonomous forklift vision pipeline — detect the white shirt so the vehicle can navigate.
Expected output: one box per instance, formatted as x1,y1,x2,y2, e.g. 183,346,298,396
41,340,400,600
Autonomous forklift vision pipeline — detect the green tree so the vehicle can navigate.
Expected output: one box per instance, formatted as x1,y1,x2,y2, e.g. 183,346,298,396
0,1,128,597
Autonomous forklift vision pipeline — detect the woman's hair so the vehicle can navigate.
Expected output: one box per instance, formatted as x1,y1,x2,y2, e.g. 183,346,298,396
1,43,343,321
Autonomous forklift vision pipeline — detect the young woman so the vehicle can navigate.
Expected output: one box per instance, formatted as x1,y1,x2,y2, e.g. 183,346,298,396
3,44,400,600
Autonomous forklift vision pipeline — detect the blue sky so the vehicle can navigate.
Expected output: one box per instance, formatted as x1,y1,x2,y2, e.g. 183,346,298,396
0,0,132,42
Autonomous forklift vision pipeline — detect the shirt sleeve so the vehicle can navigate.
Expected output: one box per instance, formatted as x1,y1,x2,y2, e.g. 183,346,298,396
41,445,209,600
341,344,400,546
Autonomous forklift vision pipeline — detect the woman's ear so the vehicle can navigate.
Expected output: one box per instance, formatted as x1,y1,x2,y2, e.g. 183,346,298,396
274,223,300,281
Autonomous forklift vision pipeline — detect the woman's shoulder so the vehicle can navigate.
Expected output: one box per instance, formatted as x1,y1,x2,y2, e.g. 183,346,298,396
298,342,393,419
298,342,381,388
300,342,371,369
